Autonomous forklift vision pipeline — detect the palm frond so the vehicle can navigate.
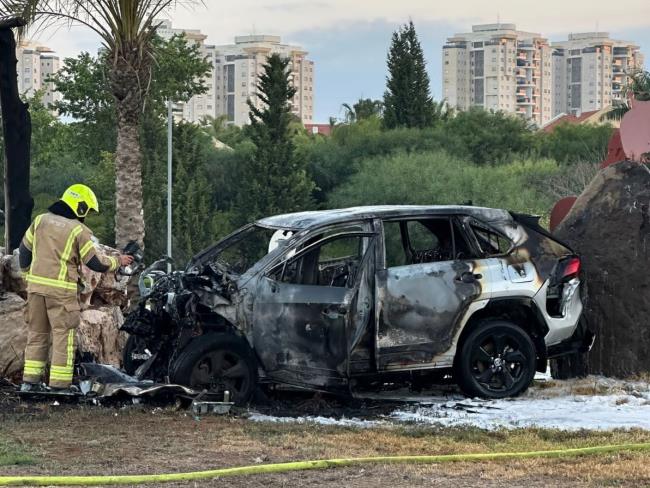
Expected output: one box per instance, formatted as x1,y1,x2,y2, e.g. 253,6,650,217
0,1,203,48
602,69,650,121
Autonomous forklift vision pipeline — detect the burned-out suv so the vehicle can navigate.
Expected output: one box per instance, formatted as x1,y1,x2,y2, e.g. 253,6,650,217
123,206,592,403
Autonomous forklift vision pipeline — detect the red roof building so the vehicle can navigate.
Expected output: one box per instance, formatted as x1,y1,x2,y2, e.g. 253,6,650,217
304,123,332,136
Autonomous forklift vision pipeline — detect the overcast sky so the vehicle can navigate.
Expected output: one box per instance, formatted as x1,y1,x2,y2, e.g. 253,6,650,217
28,0,650,121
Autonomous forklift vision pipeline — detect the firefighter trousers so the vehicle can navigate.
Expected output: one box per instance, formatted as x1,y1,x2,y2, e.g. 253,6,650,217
22,293,80,388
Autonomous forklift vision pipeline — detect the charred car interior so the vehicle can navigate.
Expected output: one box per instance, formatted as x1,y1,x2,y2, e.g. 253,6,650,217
122,206,593,404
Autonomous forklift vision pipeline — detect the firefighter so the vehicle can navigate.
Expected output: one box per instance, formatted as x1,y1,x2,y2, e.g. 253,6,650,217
18,184,134,392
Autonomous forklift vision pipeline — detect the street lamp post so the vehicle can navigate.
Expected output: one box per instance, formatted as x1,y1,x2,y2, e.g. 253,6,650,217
167,99,173,272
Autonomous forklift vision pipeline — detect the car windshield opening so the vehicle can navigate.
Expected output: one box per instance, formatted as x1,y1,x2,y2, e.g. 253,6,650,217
215,225,293,275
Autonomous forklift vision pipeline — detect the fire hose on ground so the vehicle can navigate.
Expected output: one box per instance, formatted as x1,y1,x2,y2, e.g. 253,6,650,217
0,442,649,486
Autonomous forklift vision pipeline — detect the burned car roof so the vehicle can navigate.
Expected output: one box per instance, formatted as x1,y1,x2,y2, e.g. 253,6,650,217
256,205,513,230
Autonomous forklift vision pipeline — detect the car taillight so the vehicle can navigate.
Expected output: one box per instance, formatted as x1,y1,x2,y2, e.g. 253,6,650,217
562,257,581,281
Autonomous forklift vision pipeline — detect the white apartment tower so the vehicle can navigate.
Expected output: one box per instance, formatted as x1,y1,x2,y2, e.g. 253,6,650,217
443,24,554,127
213,35,314,126
157,20,314,126
16,41,61,109
551,33,644,116
157,19,217,122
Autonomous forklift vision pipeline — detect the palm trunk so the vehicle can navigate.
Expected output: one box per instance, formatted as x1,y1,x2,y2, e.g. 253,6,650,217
110,53,148,250
114,109,145,249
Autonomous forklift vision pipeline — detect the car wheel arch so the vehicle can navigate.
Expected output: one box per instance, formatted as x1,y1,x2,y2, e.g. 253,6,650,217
170,331,259,404
456,297,549,371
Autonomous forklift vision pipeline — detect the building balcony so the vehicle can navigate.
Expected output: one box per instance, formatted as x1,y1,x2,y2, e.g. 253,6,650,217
517,97,534,105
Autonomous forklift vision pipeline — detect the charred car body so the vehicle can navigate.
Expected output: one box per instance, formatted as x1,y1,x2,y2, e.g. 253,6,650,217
123,206,593,403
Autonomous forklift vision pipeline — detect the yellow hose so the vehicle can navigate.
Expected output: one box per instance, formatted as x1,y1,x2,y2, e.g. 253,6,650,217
1,443,648,486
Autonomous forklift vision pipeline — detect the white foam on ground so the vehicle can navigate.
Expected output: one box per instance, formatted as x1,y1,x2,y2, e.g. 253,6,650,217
248,413,382,428
389,393,650,431
248,377,650,431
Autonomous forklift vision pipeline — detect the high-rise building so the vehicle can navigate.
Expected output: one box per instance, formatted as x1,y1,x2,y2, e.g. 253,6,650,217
156,19,217,123
213,35,314,126
551,33,644,116
443,24,553,127
16,41,61,110
157,20,314,126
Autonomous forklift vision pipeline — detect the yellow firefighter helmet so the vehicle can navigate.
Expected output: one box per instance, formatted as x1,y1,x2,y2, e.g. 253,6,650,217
60,184,99,218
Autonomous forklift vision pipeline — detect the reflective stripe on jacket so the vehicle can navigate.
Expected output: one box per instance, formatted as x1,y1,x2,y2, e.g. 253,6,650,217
21,213,119,298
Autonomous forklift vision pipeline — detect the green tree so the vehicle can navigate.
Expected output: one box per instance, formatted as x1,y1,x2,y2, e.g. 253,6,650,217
1,0,204,248
235,53,315,224
341,98,383,123
329,150,560,218
383,21,435,129
45,36,211,254
441,107,533,165
199,114,247,148
535,122,613,164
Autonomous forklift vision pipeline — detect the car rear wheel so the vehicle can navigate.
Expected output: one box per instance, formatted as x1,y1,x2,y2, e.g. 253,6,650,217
455,320,536,399
171,333,257,405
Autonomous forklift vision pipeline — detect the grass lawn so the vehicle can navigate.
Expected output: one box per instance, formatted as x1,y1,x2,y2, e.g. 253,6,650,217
0,438,35,467
0,406,649,486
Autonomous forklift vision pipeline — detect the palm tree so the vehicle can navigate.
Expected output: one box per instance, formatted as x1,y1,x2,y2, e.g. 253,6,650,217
200,114,228,137
603,69,650,121
341,98,383,123
432,99,453,124
0,0,201,248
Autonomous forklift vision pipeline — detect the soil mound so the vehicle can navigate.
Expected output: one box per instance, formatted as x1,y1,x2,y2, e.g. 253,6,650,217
555,160,650,377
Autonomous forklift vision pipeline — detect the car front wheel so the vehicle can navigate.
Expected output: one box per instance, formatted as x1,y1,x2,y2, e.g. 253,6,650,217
171,333,258,405
455,320,536,399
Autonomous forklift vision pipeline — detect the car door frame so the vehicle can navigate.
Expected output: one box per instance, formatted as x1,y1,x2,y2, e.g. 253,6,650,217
374,214,488,371
251,224,377,389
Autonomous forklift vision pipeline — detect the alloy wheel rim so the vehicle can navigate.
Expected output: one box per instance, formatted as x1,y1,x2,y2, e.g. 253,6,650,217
470,332,528,393
190,350,251,400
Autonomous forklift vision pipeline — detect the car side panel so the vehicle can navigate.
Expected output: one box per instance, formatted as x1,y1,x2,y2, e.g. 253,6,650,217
375,259,489,370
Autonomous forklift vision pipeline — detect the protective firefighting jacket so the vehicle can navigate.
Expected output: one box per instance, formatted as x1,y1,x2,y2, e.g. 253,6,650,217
21,212,119,298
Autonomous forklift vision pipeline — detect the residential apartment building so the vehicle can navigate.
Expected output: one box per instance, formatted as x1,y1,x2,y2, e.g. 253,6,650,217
157,20,314,126
156,19,217,122
443,24,553,127
16,41,61,109
213,35,314,126
551,33,644,116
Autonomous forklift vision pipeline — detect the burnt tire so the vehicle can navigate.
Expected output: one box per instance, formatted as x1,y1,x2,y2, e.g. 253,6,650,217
170,333,257,405
455,320,536,399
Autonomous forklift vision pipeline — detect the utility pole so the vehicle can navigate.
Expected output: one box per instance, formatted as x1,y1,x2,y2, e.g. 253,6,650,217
167,99,173,272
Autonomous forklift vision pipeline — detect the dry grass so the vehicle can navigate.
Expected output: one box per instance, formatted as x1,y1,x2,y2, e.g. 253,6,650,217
1,406,650,486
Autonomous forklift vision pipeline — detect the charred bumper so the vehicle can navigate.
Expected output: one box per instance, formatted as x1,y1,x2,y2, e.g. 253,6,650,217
547,317,595,359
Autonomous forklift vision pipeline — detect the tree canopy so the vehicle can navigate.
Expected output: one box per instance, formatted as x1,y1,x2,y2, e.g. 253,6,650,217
383,21,435,129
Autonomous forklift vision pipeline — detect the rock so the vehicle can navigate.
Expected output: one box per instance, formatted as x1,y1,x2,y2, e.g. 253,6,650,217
555,160,650,377
77,306,127,368
79,244,129,310
1,251,26,297
0,241,130,379
0,293,27,379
